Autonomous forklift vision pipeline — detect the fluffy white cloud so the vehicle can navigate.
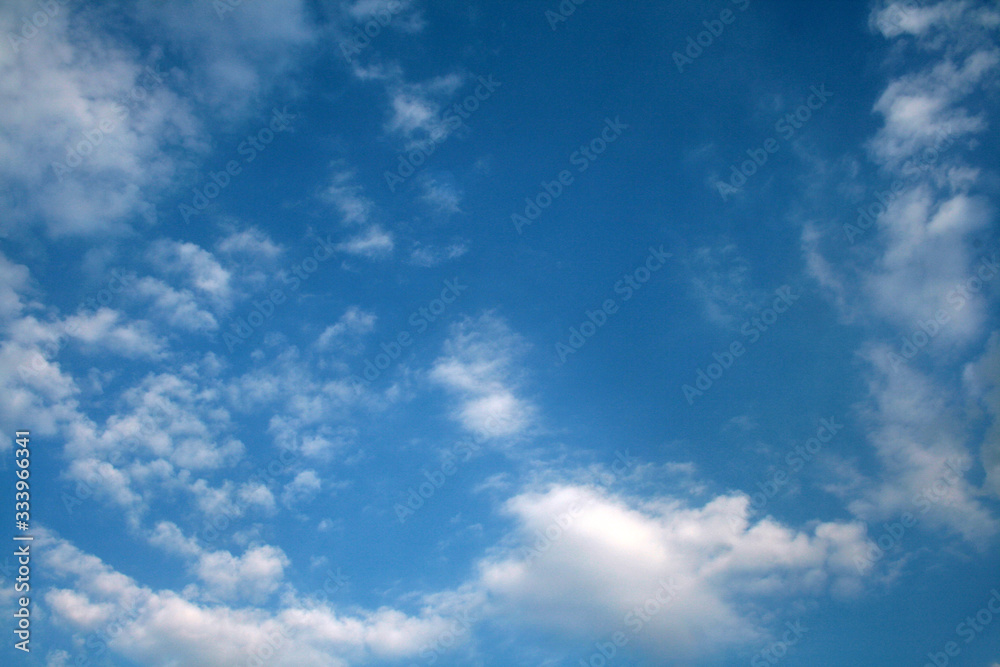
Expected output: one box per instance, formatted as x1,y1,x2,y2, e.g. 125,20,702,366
40,531,469,667
478,484,870,661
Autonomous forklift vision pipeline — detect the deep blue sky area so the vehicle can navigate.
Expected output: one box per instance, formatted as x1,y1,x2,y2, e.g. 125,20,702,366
0,1,998,666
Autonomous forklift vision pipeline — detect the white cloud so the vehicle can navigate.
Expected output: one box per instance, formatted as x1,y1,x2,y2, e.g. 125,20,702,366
336,226,394,258
867,50,998,172
134,277,219,333
316,307,376,351
408,242,468,268
419,174,462,213
964,331,1000,498
282,470,323,508
836,347,999,546
431,313,533,439
135,0,318,119
62,308,165,359
478,484,870,661
0,0,206,238
323,170,374,226
39,531,469,666
148,239,233,305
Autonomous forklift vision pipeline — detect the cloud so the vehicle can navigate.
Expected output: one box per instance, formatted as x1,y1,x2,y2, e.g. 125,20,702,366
478,484,870,661
0,0,205,238
964,331,1000,498
684,243,769,328
148,239,233,305
62,308,165,359
867,50,998,172
408,242,468,268
336,226,394,258
835,346,1000,546
282,470,323,508
419,174,463,213
135,0,318,119
431,313,534,439
134,277,219,333
323,170,375,226
150,521,289,603
39,530,469,666
316,307,377,351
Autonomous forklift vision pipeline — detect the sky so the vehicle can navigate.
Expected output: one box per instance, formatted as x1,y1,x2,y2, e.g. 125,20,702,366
0,0,999,665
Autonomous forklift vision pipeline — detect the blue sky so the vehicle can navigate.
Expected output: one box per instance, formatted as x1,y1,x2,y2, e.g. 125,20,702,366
0,0,999,665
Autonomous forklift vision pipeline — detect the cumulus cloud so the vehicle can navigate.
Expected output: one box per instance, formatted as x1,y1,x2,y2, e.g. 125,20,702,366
478,484,870,661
